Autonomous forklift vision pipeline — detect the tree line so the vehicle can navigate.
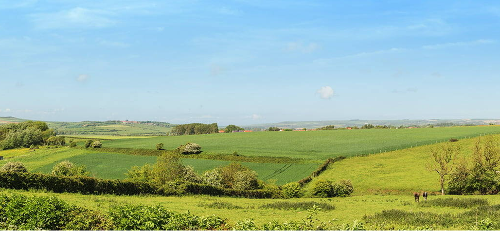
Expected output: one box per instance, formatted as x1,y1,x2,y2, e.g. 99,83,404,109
0,121,57,150
170,123,219,135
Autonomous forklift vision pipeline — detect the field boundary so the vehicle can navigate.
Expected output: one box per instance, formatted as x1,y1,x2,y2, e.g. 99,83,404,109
298,156,346,186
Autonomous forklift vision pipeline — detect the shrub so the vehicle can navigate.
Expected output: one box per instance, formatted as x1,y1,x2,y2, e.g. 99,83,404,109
125,164,154,183
176,142,202,154
282,182,303,198
449,138,459,142
156,143,164,150
91,140,102,148
198,201,243,209
311,179,353,197
69,141,77,148
84,140,93,148
418,198,488,208
202,168,224,188
233,170,259,190
0,162,28,173
152,154,201,185
46,136,66,146
51,161,90,177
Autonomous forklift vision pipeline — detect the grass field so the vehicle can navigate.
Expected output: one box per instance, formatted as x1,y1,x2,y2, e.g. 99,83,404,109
102,126,500,160
0,147,317,184
47,121,173,136
305,135,495,195
2,188,499,229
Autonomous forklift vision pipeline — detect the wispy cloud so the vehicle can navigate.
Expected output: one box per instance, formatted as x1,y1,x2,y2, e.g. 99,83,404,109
31,7,116,29
76,74,90,83
317,86,334,99
251,114,261,120
422,39,496,49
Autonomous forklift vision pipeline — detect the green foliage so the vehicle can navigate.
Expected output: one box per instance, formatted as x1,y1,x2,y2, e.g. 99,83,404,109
0,121,51,150
84,139,93,148
259,201,335,211
125,164,154,183
91,140,102,148
0,194,70,229
176,142,202,154
51,160,90,177
448,137,500,194
69,141,77,147
204,163,259,190
156,142,164,150
171,123,218,136
281,182,303,198
0,162,28,173
418,198,488,208
311,179,353,197
151,154,201,185
46,136,66,146
234,219,257,230
224,124,244,133
268,127,281,131
318,125,336,130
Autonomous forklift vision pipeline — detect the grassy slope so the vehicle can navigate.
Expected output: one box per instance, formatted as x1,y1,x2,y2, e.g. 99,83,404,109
48,122,172,136
0,147,317,184
103,126,500,160
306,135,489,195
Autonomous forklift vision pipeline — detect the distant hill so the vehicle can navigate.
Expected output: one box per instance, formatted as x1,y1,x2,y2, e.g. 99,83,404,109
247,119,500,129
0,117,27,124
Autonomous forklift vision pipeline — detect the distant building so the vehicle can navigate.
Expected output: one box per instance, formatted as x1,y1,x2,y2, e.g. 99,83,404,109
218,130,225,133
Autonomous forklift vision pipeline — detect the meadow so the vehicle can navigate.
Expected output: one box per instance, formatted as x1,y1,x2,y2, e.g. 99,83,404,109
103,126,500,159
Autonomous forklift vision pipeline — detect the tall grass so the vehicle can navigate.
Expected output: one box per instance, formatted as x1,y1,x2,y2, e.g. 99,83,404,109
259,201,335,211
419,198,488,208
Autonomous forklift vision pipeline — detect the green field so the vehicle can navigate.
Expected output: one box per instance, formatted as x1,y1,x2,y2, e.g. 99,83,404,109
0,148,317,184
103,126,500,159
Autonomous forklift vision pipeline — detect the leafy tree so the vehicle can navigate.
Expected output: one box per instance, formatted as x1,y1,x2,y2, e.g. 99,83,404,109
46,136,66,146
224,125,244,133
171,123,219,136
361,124,374,129
125,164,154,183
318,125,335,130
151,154,201,185
428,143,458,195
51,161,90,177
0,162,28,173
267,127,280,131
203,163,259,190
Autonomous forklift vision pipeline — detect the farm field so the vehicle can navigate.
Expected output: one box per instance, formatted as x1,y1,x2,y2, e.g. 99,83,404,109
0,147,317,184
103,126,500,159
47,121,173,136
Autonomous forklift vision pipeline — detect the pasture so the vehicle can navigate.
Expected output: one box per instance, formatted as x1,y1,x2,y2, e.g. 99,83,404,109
103,126,500,159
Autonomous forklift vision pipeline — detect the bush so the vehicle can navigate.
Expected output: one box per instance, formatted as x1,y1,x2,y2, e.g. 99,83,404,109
91,140,102,148
176,142,202,154
46,136,66,146
0,162,28,173
69,141,77,148
51,161,90,177
198,201,243,209
233,170,259,190
418,198,488,208
125,164,154,183
282,182,303,198
84,140,93,148
311,179,353,197
156,143,164,150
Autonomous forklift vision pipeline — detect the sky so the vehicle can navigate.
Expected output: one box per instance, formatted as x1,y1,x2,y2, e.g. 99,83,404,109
1,0,500,125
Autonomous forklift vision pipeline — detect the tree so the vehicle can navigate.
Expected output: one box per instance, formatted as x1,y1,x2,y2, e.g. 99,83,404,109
318,125,335,130
267,127,280,131
91,140,102,148
176,143,201,154
428,143,458,195
52,161,90,177
224,125,244,133
85,140,94,148
156,143,164,150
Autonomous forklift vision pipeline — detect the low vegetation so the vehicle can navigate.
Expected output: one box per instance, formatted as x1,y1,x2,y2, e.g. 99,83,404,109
259,201,335,211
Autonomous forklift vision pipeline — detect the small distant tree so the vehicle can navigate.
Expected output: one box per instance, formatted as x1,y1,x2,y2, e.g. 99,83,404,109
51,160,90,177
91,140,102,148
267,127,280,131
156,143,164,150
428,143,458,195
224,125,244,133
176,143,202,154
0,162,28,173
318,125,335,130
361,124,374,129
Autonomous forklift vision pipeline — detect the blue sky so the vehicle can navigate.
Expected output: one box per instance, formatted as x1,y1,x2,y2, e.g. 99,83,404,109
1,0,499,125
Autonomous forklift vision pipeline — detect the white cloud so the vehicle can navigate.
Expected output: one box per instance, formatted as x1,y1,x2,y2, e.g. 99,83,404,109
76,74,90,82
31,7,116,29
317,86,334,99
286,42,319,53
251,114,261,120
422,39,495,49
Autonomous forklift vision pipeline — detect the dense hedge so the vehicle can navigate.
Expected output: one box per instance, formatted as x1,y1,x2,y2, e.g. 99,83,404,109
298,156,345,185
0,172,277,198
